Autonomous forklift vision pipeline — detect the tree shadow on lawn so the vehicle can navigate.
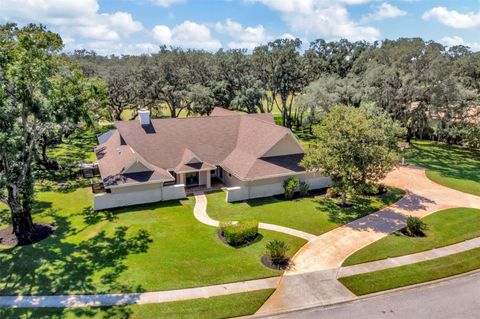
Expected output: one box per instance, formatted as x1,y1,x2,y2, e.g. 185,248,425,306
407,143,480,183
321,190,424,226
0,305,133,319
330,192,436,233
0,208,152,297
80,207,118,225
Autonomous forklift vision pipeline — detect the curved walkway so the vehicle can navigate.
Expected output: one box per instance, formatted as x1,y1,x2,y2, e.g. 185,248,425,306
257,166,480,315
193,192,317,242
0,277,280,308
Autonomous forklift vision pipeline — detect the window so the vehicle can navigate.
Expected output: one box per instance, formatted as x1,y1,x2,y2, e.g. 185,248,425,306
185,172,199,186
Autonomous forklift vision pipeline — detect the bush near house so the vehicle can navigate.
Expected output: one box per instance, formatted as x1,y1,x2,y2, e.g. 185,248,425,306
220,220,259,246
283,177,300,199
299,180,309,196
266,240,290,266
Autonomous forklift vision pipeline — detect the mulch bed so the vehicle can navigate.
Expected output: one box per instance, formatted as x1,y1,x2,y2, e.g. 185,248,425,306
0,223,56,247
336,202,353,208
261,255,291,270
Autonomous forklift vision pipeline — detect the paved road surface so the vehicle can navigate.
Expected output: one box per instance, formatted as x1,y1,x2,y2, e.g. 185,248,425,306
256,271,480,319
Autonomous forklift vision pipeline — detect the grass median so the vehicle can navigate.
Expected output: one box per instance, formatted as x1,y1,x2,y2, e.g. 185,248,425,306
340,247,480,295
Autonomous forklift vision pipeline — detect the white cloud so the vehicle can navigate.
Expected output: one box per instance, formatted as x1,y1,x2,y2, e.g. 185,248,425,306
439,36,480,51
249,0,380,41
281,33,296,40
74,41,159,55
423,7,480,29
151,0,184,7
152,21,221,50
106,12,143,34
0,0,143,42
152,25,173,45
215,19,272,49
362,2,406,22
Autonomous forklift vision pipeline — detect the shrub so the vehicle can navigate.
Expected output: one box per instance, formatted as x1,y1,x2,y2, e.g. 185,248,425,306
283,177,300,199
326,187,340,198
299,180,309,196
405,216,428,237
266,240,290,265
361,183,388,196
220,220,259,246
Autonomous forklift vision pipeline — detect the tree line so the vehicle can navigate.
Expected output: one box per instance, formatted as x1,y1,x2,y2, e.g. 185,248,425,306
1,23,479,241
74,37,479,147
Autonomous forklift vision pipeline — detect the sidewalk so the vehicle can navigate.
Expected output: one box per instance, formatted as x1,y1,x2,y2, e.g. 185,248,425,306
0,277,280,308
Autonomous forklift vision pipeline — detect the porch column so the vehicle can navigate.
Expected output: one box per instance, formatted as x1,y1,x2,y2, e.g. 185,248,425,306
206,170,211,188
179,173,185,185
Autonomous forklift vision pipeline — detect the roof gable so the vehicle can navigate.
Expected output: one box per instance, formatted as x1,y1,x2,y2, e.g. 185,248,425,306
262,131,304,158
123,159,153,174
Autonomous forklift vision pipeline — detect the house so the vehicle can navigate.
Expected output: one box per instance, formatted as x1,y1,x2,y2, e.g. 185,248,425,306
92,108,331,210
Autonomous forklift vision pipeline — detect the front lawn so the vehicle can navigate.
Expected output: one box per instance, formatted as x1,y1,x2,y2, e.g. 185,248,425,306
207,188,405,236
0,289,274,319
340,247,480,296
0,188,305,296
406,141,480,196
343,208,480,266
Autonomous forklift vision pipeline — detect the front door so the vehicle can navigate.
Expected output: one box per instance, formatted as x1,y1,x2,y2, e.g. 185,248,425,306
185,172,199,186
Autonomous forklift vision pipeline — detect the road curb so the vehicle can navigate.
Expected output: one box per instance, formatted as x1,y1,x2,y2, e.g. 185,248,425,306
242,268,480,318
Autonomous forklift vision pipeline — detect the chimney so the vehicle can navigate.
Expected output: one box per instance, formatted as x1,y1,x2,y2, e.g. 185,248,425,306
138,109,150,125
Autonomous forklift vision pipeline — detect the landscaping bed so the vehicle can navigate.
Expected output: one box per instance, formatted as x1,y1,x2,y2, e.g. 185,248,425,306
343,207,480,266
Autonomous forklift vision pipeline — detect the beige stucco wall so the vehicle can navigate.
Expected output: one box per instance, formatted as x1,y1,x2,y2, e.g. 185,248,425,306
226,172,332,202
220,169,245,187
94,184,186,210
109,182,162,193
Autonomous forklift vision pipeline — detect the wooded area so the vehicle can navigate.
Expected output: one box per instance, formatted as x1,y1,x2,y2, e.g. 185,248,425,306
1,23,479,241
74,37,479,147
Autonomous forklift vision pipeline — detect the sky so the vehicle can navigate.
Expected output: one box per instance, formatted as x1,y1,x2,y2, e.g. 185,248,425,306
1,0,479,55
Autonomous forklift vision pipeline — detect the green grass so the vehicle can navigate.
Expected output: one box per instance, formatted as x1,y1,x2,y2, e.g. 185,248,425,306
343,208,480,266
0,127,306,296
0,289,274,319
406,140,480,196
47,129,98,166
340,247,480,296
207,188,405,236
0,190,305,295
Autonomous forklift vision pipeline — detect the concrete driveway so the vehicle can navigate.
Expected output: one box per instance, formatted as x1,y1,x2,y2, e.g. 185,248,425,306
256,166,480,315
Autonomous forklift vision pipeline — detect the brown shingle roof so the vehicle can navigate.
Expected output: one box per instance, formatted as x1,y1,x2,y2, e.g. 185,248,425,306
97,107,305,184
95,130,174,187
